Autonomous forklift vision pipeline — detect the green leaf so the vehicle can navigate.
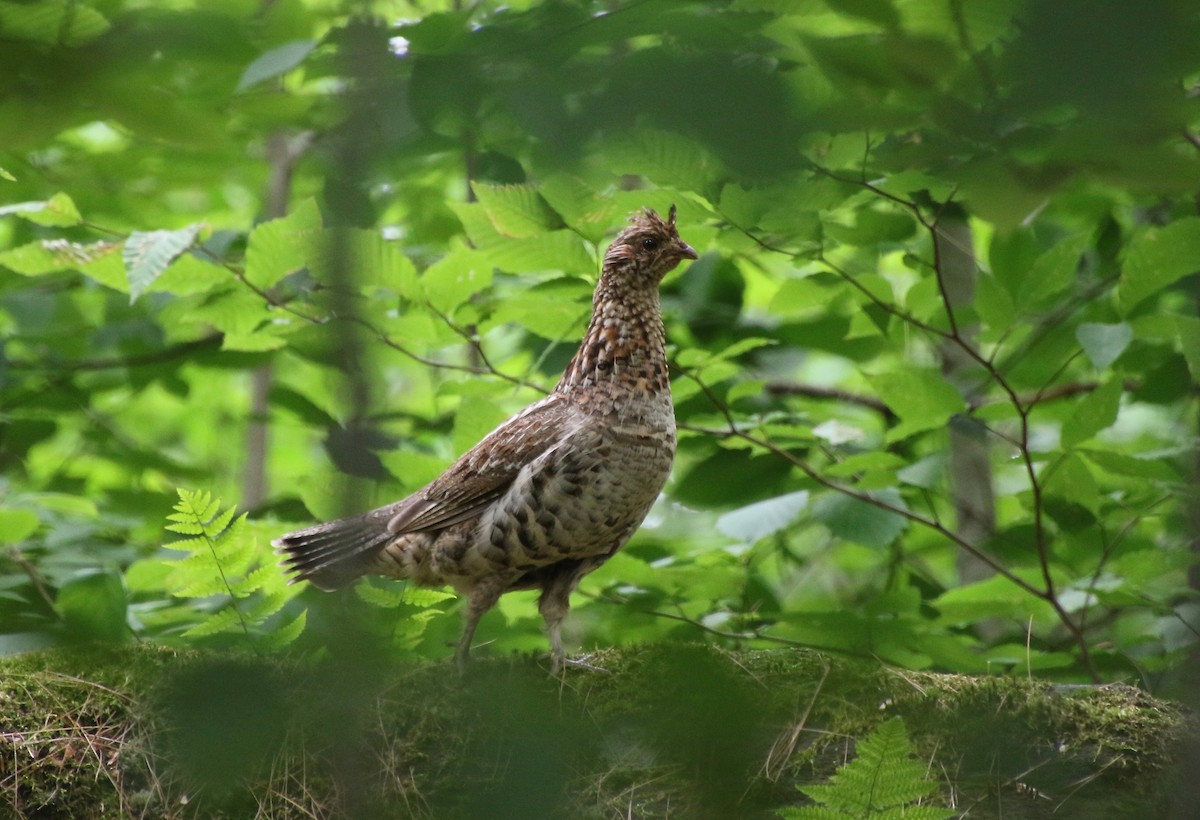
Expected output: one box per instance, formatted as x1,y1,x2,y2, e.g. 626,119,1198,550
76,242,128,290
303,226,414,293
1020,234,1089,304
221,331,288,352
824,208,915,246
0,192,82,226
452,395,509,455
538,176,620,243
0,0,110,45
56,571,128,643
237,40,317,92
934,572,1058,626
1078,449,1179,482
422,247,492,313
472,182,556,237
1076,322,1132,370
599,128,724,189
1121,217,1200,310
124,224,203,303
149,252,229,296
0,509,39,543
811,488,908,548
22,493,96,518
245,198,322,289
984,643,1077,672
1174,314,1200,381
823,0,901,28
974,271,1015,332
124,558,172,593
769,276,835,318
896,453,946,489
865,369,966,441
184,284,270,337
0,166,15,181
1061,377,1122,448
716,491,809,544
823,451,906,480
379,449,452,492
1042,452,1099,518
488,277,591,340
486,230,595,276
676,337,776,369
673,449,792,509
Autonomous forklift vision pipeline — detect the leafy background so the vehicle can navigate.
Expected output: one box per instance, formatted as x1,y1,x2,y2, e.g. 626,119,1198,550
1,0,1198,697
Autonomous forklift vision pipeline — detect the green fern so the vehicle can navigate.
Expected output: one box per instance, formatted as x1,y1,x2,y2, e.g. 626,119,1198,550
355,578,457,649
155,488,305,650
779,718,955,820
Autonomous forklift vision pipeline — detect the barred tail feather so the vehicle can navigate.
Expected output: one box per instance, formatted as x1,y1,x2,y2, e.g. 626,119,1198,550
273,514,395,591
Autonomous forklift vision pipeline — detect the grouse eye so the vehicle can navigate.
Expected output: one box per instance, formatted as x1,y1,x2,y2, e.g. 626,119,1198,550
641,237,659,250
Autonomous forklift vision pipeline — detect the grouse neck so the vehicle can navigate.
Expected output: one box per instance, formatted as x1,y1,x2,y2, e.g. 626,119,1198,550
555,277,669,397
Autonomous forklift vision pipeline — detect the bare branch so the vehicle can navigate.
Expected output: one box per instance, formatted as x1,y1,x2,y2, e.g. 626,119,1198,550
764,381,892,415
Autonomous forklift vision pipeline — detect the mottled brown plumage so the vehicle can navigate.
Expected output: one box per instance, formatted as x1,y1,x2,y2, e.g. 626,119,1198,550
274,205,696,673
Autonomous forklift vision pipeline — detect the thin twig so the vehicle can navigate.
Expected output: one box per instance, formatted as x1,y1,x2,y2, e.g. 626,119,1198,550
764,378,1151,414
3,548,59,614
764,171,1101,678
677,369,1047,600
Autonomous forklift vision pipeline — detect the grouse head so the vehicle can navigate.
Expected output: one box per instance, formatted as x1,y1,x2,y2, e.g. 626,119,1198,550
602,204,698,287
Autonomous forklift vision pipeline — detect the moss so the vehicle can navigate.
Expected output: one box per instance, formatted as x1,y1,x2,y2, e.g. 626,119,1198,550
0,643,1192,819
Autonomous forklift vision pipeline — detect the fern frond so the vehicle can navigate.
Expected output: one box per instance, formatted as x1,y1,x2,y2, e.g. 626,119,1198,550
229,564,277,597
778,808,844,820
207,504,238,536
355,580,456,609
181,607,245,638
356,580,410,608
174,489,219,523
393,607,448,650
403,588,456,607
163,535,208,552
781,718,954,820
892,808,960,820
259,610,307,651
153,489,306,651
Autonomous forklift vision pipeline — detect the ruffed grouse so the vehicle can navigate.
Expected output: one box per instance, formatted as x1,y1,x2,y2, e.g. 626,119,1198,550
275,205,696,673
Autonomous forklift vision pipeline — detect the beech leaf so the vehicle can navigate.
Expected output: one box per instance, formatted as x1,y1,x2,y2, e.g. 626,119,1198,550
1076,322,1132,370
124,224,203,303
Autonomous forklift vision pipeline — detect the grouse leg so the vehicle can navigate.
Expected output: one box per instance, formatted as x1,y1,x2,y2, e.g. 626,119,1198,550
455,583,503,673
538,563,595,674
538,590,570,675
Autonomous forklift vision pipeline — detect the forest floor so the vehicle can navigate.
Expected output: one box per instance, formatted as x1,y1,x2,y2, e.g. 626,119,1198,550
0,642,1194,819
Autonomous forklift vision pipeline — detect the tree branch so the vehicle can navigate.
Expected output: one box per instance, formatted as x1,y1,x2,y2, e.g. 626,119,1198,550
764,378,1146,414
682,194,1105,679
763,381,891,415
677,370,1048,601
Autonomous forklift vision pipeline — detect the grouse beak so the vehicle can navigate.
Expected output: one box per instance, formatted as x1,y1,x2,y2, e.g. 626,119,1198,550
677,242,698,261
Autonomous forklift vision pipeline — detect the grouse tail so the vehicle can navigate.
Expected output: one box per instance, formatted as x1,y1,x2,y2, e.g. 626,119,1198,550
273,512,395,591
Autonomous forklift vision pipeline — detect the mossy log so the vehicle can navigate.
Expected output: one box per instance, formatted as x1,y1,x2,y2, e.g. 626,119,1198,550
0,643,1193,819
